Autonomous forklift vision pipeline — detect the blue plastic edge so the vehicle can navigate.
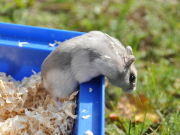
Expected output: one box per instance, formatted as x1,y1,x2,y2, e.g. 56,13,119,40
75,76,105,135
0,22,105,135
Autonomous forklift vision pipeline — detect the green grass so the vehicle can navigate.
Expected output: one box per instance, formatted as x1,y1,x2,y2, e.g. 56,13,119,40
0,0,179,134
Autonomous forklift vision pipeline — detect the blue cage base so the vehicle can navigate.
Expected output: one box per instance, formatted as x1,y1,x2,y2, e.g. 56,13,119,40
0,23,105,135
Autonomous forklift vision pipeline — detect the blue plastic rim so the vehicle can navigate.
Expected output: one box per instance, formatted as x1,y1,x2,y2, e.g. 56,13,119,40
0,22,105,135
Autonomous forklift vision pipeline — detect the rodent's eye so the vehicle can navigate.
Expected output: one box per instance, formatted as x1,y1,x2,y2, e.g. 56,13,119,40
129,73,136,83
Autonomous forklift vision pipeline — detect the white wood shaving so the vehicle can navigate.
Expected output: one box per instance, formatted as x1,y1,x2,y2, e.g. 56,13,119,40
48,43,56,47
0,72,77,135
49,40,61,47
88,88,93,93
82,115,91,119
18,42,29,47
85,130,93,135
82,109,87,113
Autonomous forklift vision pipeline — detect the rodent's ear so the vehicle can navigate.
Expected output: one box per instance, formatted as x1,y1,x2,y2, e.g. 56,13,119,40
125,55,135,68
126,46,133,55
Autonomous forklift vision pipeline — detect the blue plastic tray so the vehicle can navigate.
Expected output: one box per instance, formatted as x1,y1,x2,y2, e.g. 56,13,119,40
0,22,105,135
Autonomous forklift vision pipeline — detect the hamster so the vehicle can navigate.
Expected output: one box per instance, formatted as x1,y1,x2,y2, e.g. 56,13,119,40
41,31,137,99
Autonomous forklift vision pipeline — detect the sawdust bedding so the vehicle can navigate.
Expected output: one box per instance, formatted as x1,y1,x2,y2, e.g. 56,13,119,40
0,72,78,135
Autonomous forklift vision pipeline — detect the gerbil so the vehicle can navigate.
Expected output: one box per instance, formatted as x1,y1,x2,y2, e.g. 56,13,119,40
41,31,137,99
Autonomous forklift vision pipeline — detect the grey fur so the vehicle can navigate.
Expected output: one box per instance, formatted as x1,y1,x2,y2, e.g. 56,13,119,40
41,31,137,99
88,49,101,62
41,51,72,77
56,52,72,70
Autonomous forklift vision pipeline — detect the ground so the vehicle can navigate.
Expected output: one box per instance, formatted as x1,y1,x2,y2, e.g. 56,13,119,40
0,0,179,134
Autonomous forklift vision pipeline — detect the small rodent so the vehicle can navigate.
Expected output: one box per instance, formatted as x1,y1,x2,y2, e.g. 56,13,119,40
41,31,137,99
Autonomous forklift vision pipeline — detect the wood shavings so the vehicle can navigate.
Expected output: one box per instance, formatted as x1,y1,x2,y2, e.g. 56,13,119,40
68,91,79,100
0,80,5,91
85,130,93,135
49,43,56,47
82,115,91,119
49,41,61,47
0,72,77,135
18,41,29,47
82,109,87,113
